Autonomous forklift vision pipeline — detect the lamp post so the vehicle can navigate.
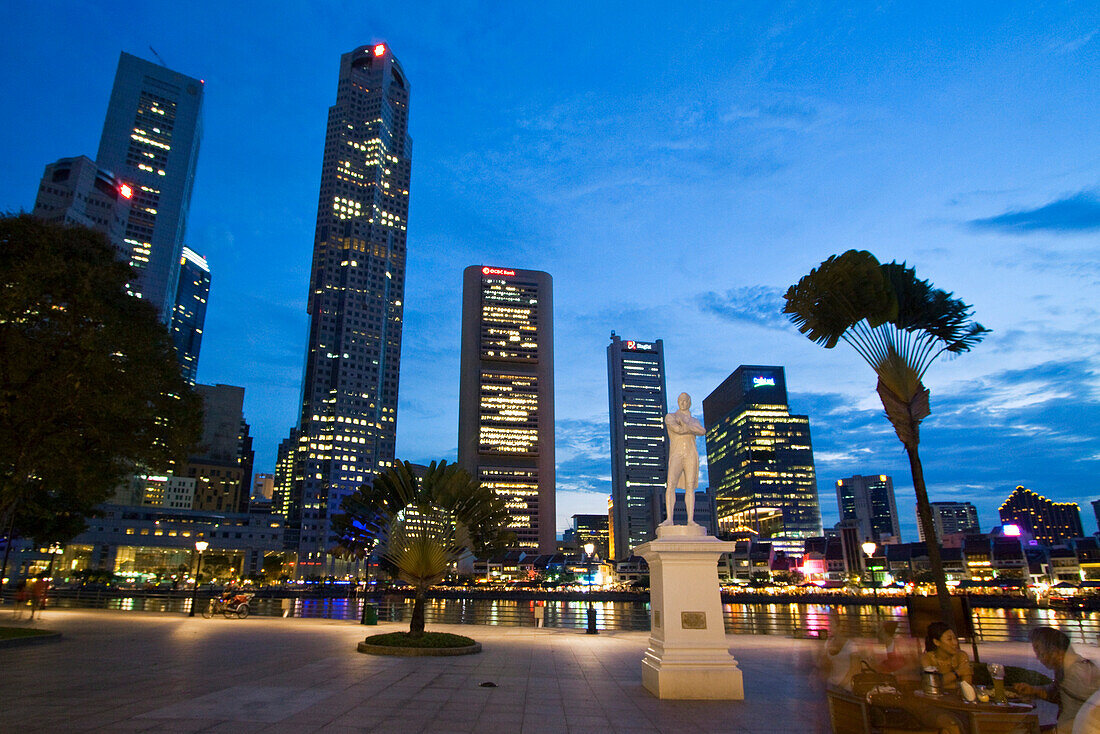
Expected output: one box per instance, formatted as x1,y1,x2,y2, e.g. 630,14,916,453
189,539,209,617
45,543,65,580
584,542,598,635
862,541,880,619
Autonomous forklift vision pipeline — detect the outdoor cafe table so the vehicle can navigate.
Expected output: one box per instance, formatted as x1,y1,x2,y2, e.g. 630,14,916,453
826,686,1042,734
907,691,1040,734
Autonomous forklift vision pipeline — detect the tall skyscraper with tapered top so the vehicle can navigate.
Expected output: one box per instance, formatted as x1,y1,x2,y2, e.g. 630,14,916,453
458,266,555,554
95,52,204,321
283,44,412,575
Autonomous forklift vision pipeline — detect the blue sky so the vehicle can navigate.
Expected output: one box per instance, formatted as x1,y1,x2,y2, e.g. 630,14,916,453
3,2,1098,540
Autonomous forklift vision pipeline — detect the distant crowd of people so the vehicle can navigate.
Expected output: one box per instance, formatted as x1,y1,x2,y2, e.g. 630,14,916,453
820,612,1100,733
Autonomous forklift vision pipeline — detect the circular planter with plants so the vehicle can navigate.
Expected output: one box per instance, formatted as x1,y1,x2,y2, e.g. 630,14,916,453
357,631,481,657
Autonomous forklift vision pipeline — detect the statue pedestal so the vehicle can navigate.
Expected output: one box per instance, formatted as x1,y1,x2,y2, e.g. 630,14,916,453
636,527,744,700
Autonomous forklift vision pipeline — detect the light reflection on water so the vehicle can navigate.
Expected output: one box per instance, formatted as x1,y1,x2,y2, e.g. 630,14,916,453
46,593,1100,641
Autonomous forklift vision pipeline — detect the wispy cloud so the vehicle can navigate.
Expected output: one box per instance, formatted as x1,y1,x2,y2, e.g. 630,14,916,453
968,191,1100,234
697,285,790,329
1053,29,1098,54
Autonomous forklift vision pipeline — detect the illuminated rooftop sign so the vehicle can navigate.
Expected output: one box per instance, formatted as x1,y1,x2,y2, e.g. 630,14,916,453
1002,523,1022,537
373,44,386,57
752,376,776,388
624,340,654,351
120,183,133,199
482,266,516,277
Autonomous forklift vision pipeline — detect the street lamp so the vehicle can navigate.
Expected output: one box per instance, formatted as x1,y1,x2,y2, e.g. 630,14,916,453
45,544,65,580
584,542,598,635
189,539,209,617
862,541,880,619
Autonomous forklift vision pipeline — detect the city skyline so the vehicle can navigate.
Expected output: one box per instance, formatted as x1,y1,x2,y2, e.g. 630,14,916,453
2,4,1098,541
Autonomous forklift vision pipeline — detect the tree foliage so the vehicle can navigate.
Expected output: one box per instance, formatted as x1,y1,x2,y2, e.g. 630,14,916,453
331,459,513,636
0,214,202,544
784,249,988,625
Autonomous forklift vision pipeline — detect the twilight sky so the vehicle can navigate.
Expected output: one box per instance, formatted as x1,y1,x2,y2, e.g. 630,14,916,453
3,2,1098,541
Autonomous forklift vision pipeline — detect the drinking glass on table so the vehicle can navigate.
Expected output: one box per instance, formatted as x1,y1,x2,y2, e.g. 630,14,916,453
989,663,1006,702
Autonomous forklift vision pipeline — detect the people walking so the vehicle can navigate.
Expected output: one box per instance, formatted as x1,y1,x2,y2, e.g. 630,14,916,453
27,574,48,620
12,578,27,620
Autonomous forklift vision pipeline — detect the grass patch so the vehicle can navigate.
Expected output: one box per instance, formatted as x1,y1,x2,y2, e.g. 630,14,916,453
0,627,53,640
364,631,476,649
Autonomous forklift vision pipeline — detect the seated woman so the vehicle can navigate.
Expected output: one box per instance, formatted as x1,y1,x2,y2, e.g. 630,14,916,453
920,622,972,693
1015,626,1100,734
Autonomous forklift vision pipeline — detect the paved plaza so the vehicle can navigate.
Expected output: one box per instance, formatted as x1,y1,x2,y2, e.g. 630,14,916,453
0,609,1066,733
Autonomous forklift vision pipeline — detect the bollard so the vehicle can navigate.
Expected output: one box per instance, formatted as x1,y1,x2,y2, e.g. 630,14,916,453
586,605,598,635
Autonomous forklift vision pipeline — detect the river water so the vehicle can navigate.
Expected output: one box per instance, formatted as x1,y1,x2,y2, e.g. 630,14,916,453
45,593,1100,643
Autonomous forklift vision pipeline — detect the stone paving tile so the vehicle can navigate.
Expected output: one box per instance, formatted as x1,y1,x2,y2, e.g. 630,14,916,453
4,608,1073,734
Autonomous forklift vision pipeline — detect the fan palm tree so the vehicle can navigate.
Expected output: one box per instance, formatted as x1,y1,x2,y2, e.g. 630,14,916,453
783,250,989,624
331,460,513,637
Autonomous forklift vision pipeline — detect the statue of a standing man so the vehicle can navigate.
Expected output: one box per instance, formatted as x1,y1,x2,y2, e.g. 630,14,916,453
660,392,706,527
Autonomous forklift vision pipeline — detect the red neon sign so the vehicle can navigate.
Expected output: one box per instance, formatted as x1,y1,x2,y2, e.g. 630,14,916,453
120,183,133,199
373,44,386,57
482,266,515,277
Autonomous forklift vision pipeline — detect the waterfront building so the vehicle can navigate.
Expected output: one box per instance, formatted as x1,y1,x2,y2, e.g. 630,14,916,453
281,44,412,575
95,52,204,321
607,335,667,560
571,514,610,560
999,485,1083,547
918,501,981,543
169,247,210,384
31,155,133,252
181,384,254,513
702,365,822,555
836,474,901,545
15,505,287,582
458,265,555,554
659,490,718,536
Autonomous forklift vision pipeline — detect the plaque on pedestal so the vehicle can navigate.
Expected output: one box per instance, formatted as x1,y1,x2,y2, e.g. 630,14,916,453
636,527,744,700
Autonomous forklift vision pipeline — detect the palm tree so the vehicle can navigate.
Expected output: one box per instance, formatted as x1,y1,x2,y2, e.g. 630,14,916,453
331,460,513,637
783,250,989,624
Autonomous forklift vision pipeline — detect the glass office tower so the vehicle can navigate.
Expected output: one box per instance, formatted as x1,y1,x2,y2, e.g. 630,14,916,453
284,44,412,574
607,335,667,560
169,247,210,385
458,266,556,554
837,474,901,545
96,52,204,321
703,365,821,555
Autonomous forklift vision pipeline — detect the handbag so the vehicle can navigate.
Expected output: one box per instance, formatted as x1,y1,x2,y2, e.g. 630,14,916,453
852,659,899,697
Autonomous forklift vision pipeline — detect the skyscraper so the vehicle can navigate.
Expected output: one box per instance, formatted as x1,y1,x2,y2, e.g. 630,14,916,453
181,384,254,513
458,265,555,554
32,155,133,251
284,44,412,573
96,52,204,321
918,501,980,542
836,474,901,544
170,247,210,385
703,365,822,555
607,335,667,560
999,486,1083,546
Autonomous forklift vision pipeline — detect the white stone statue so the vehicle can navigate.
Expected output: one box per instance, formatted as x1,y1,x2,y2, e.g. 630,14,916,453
660,392,706,527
